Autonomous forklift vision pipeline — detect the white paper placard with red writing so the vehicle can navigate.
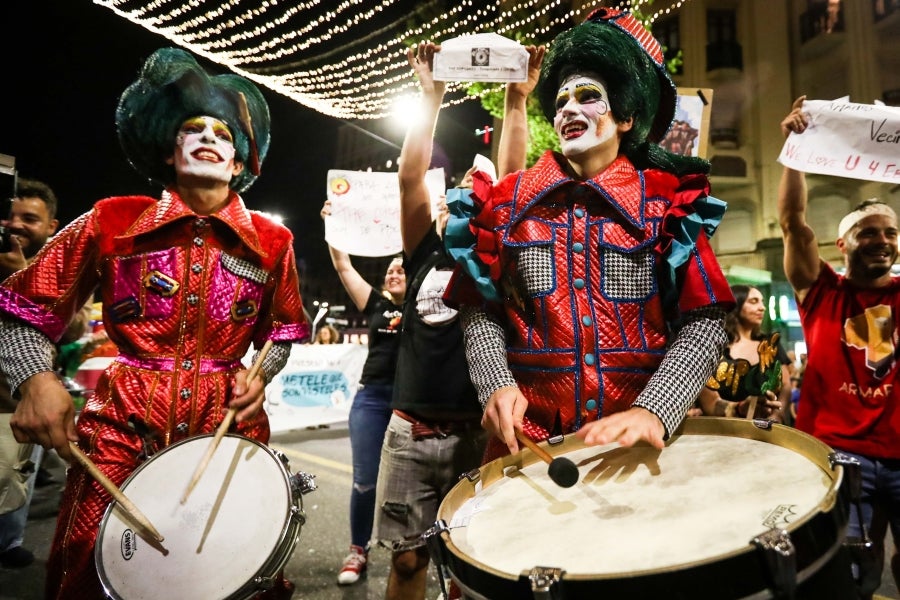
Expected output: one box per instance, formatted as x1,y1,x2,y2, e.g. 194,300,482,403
778,97,900,184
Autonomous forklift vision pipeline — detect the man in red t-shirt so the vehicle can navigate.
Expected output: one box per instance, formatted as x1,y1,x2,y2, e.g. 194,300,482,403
780,95,900,599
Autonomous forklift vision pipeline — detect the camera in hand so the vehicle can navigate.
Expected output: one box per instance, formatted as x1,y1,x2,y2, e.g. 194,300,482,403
0,225,12,253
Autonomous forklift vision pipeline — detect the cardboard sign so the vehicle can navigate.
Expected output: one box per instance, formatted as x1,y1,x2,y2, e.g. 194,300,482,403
325,168,445,256
659,88,714,159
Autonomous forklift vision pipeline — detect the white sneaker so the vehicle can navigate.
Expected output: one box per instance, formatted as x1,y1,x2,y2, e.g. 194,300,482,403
336,545,368,585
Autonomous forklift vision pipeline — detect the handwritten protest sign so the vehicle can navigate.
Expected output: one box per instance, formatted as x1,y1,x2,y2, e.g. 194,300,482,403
325,168,446,257
777,98,900,184
258,343,368,433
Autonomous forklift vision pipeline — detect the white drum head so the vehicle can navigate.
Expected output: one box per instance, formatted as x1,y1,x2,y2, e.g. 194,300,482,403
96,435,294,600
446,429,833,577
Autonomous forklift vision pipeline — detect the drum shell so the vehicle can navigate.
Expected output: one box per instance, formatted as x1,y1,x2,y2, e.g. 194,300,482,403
433,418,852,600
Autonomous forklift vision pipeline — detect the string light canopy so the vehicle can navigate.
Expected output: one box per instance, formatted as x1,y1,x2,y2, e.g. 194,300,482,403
94,0,691,120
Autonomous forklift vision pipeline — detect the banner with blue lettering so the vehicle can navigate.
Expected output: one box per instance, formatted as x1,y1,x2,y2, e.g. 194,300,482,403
257,343,368,434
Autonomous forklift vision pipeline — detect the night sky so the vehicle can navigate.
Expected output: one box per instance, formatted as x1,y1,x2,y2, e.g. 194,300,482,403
2,0,492,313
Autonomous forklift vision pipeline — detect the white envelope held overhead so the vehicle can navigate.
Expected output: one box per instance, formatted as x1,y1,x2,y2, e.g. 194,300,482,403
433,32,529,83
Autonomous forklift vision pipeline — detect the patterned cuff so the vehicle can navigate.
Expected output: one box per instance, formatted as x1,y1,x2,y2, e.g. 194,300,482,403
460,306,517,407
0,320,57,394
633,306,728,437
255,342,291,384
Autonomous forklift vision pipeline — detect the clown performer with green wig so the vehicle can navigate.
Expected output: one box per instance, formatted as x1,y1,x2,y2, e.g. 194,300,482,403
0,48,308,598
443,8,735,463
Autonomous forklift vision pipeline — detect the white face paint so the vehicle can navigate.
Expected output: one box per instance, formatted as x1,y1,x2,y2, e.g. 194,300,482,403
171,116,239,184
553,75,621,158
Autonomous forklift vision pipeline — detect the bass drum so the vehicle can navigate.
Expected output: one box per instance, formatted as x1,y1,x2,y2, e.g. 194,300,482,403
96,434,308,600
429,417,853,599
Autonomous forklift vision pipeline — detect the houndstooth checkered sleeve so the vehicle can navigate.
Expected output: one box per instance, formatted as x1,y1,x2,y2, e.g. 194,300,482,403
632,305,729,437
460,305,518,408
252,342,291,384
0,319,57,393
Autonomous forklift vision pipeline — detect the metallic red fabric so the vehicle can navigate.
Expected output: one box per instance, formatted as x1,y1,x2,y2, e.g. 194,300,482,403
1,190,308,599
459,153,732,462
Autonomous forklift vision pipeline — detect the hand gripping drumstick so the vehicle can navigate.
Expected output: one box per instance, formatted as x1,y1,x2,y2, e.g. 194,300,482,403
68,442,164,542
514,428,579,488
181,339,273,504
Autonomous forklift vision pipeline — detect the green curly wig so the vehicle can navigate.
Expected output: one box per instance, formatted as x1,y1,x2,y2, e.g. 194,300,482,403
539,9,708,175
116,47,271,193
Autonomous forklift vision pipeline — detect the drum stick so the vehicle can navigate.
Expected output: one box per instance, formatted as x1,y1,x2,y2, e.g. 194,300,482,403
181,340,273,504
746,396,758,420
68,442,164,542
514,429,579,488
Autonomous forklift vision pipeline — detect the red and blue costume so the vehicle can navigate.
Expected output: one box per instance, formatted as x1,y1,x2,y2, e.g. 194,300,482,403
445,151,733,461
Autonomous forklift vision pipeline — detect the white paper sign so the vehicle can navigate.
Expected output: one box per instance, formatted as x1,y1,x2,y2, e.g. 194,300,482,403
777,98,900,184
325,168,445,256
434,32,529,83
260,343,368,433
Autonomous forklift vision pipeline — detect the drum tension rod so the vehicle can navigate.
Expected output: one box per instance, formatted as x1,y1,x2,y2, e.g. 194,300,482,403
752,528,797,599
830,452,875,561
528,566,566,599
423,520,452,599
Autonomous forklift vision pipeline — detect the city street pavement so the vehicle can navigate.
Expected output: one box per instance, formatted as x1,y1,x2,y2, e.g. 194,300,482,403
2,422,899,600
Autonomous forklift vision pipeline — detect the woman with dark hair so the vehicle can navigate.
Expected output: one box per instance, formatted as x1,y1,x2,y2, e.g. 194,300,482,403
697,284,792,421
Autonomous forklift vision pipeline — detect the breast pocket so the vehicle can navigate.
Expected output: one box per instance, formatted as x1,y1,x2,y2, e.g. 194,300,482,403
111,248,180,322
506,217,557,299
209,253,267,324
600,246,655,302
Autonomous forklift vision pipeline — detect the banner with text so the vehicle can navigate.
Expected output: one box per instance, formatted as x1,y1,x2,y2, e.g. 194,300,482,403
258,343,368,434
325,168,446,256
777,98,900,184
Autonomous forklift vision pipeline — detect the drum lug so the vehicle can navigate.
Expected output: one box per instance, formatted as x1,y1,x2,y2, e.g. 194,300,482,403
289,471,318,496
752,528,797,599
750,418,774,430
528,566,565,599
290,505,307,527
829,452,861,501
460,468,481,484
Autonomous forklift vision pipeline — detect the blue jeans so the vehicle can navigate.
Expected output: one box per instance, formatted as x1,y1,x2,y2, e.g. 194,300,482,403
841,449,900,598
346,383,393,549
0,444,43,552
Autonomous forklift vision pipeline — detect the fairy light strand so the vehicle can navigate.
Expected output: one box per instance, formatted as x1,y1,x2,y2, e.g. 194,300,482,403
92,0,691,120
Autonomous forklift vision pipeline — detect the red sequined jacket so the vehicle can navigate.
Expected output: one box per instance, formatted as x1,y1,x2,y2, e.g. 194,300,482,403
0,190,308,448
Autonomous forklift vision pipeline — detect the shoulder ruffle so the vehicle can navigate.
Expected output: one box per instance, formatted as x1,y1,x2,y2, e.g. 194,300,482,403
655,172,725,271
443,169,503,302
